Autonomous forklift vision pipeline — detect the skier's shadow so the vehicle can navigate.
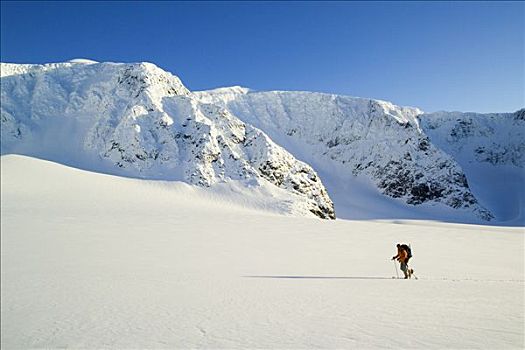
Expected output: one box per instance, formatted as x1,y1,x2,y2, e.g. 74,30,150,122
243,275,393,280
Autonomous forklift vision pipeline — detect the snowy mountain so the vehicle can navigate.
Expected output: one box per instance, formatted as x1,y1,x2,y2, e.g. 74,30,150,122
1,60,523,223
420,109,524,168
419,110,525,222
0,61,334,219
196,88,520,222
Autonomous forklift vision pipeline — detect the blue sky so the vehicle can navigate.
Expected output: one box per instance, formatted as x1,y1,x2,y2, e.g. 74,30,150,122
1,1,523,112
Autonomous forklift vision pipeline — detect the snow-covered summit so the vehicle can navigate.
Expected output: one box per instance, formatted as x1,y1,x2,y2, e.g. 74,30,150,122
1,61,334,219
196,89,423,128
200,85,251,95
67,58,99,64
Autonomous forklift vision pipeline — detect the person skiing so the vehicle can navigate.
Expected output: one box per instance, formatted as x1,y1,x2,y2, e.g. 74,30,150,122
392,243,413,279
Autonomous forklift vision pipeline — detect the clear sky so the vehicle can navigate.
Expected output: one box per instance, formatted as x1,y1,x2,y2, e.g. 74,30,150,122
1,1,523,112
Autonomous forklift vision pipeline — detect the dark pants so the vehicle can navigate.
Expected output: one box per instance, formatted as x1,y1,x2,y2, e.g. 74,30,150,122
400,261,408,277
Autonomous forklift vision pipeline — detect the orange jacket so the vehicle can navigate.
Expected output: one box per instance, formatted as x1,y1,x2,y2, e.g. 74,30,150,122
394,247,408,263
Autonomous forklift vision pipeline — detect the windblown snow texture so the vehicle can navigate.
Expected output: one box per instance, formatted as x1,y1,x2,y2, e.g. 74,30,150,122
2,155,523,349
0,61,334,219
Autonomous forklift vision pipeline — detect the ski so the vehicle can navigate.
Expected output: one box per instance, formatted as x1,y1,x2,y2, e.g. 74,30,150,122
391,274,418,280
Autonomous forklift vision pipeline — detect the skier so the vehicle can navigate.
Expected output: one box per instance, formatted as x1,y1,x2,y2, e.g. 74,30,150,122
391,243,413,279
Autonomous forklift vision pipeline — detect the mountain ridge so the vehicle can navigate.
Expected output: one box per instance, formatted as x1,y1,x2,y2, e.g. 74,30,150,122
1,61,335,219
196,88,521,222
2,61,523,223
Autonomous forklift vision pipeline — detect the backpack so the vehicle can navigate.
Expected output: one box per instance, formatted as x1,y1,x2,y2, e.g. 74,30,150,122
400,244,412,260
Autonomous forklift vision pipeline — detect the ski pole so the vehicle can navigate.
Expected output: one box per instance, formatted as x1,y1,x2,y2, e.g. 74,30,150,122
393,259,399,279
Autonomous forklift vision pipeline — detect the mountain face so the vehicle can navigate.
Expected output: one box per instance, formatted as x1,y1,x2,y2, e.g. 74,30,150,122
420,110,525,168
418,110,525,222
195,89,506,221
0,61,335,219
2,60,523,222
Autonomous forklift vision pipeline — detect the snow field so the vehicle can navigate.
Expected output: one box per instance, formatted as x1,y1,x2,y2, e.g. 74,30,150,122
1,155,524,349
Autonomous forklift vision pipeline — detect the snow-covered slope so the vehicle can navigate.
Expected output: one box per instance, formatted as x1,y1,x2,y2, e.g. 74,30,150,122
2,60,523,223
196,88,503,222
0,59,98,78
2,155,523,349
419,110,525,223
0,62,334,219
